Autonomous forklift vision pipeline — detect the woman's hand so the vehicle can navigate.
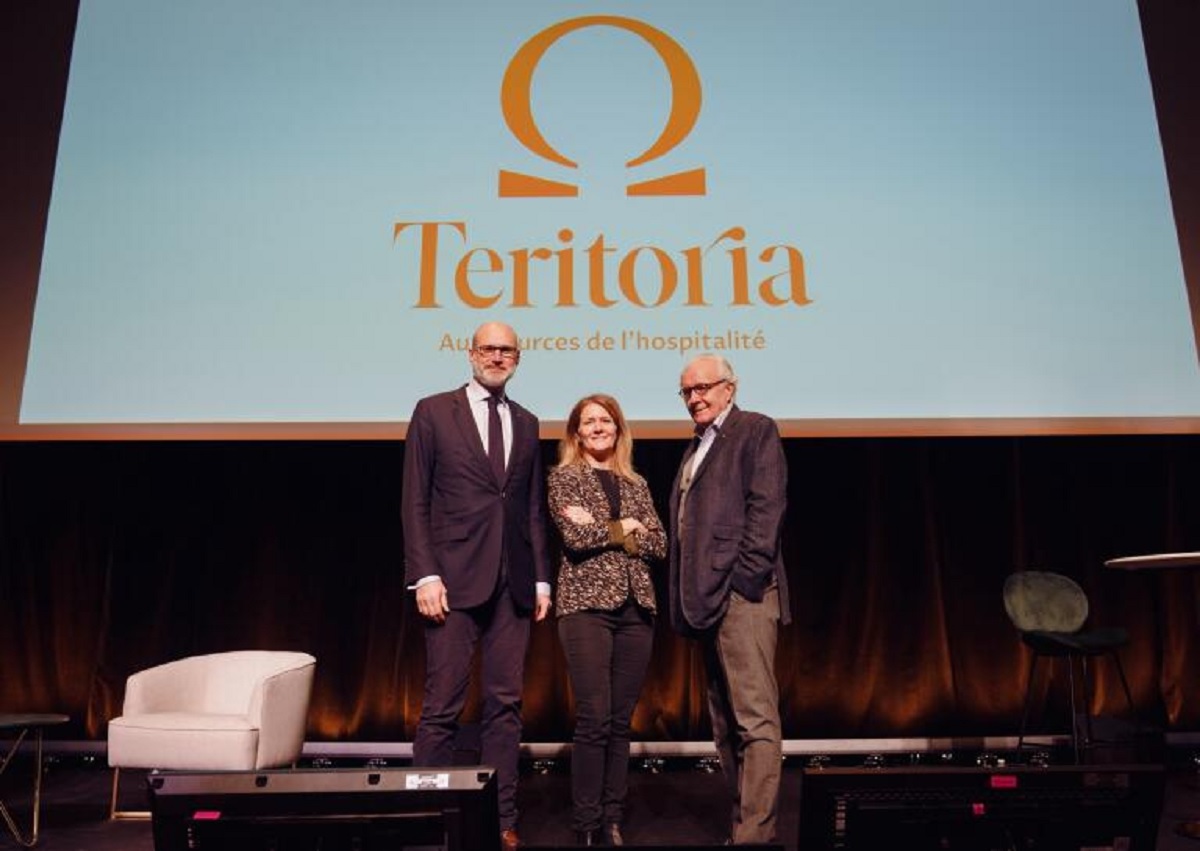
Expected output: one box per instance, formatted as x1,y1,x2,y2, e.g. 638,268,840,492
619,517,647,536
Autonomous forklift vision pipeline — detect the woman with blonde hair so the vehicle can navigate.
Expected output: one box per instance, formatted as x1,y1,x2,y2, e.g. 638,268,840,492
548,393,666,846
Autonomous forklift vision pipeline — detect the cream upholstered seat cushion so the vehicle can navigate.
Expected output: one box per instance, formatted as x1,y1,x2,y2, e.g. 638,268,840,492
107,650,315,771
108,713,258,769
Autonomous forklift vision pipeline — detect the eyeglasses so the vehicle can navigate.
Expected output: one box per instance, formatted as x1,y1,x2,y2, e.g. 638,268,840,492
677,378,729,399
473,345,519,360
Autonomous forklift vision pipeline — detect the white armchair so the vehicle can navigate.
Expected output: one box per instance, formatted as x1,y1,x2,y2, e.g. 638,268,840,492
107,650,316,817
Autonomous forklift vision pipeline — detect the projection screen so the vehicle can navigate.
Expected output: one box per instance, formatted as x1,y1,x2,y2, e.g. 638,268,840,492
3,0,1198,438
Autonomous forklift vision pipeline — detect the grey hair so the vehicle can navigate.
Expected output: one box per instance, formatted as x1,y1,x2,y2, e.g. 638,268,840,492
682,353,737,384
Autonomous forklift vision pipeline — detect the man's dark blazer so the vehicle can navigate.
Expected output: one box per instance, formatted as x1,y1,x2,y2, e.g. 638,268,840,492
402,385,551,612
668,405,791,634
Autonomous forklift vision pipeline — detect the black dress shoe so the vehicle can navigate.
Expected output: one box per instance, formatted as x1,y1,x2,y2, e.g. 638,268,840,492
575,828,600,846
604,823,625,845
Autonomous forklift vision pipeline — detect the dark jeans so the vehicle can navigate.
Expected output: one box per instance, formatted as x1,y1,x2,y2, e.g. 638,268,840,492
558,602,654,832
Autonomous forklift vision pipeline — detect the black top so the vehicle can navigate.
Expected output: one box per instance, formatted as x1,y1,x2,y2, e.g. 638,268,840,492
594,468,621,518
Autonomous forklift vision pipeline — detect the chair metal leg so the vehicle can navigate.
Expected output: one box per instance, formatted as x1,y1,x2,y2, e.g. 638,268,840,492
109,768,150,820
1110,650,1136,718
1082,655,1099,750
1078,650,1140,756
1066,655,1082,764
109,768,119,820
1017,654,1041,753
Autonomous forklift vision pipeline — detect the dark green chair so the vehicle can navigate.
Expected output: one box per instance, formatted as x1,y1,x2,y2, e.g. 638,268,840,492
1003,570,1135,763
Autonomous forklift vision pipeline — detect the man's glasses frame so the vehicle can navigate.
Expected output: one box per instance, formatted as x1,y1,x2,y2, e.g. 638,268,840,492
473,345,519,360
678,378,729,400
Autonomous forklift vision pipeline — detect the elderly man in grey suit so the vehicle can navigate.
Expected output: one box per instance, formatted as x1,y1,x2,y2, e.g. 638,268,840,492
668,353,790,846
403,321,552,851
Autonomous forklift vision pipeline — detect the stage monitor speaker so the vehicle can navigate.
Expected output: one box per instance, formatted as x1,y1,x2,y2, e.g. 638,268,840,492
148,766,499,851
798,763,1164,850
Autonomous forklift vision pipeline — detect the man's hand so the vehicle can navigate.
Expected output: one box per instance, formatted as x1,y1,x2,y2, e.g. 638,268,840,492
534,592,552,622
415,578,450,624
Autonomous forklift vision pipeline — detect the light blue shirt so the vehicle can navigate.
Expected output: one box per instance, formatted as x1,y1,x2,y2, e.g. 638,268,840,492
691,404,732,474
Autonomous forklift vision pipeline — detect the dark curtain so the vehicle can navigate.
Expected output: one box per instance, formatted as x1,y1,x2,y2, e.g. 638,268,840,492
1,436,1198,743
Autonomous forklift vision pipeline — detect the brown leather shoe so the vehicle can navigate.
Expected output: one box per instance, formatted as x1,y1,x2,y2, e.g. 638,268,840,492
500,827,521,850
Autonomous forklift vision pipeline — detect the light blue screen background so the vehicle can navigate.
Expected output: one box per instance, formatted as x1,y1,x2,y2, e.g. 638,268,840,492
21,0,1198,427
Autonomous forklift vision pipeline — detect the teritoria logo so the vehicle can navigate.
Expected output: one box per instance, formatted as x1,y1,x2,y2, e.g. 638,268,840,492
392,14,810,310
498,15,706,198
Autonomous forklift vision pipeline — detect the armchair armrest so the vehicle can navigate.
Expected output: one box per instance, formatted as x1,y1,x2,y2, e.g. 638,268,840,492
249,659,316,768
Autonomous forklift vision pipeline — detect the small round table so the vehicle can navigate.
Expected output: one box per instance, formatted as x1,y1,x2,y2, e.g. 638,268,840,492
1105,552,1200,841
0,713,70,847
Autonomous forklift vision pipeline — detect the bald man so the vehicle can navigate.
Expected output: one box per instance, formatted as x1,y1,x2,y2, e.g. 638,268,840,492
402,321,552,850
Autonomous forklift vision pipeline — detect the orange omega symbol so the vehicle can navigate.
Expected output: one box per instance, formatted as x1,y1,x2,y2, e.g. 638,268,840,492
498,15,706,198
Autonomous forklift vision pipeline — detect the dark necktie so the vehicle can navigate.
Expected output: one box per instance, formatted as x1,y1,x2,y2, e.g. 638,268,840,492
487,394,505,484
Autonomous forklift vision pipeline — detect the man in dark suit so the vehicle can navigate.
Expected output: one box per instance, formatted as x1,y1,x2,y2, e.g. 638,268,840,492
668,353,790,846
402,321,552,850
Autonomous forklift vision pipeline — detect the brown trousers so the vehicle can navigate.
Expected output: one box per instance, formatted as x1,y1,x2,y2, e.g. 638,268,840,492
702,587,782,845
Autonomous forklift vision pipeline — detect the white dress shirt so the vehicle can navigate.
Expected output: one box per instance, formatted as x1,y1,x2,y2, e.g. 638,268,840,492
466,378,512,467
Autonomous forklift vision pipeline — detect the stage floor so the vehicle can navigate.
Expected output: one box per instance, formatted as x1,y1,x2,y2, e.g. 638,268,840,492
3,753,1198,849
